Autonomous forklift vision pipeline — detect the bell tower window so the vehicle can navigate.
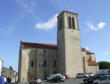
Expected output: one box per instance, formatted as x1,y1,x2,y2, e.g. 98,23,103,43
68,16,72,29
72,17,75,29
59,19,62,30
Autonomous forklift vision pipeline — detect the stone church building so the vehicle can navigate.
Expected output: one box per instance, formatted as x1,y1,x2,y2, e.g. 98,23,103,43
18,11,99,82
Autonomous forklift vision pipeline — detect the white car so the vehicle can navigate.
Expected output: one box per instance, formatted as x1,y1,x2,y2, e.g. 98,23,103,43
57,74,66,80
47,74,58,81
87,73,94,77
47,74,66,81
93,75,110,84
76,73,89,78
30,78,42,84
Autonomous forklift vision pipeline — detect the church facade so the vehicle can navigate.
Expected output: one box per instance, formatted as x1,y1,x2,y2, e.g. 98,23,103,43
18,11,99,83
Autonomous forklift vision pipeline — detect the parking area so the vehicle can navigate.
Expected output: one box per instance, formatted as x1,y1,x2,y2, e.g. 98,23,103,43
14,78,84,84
42,78,84,84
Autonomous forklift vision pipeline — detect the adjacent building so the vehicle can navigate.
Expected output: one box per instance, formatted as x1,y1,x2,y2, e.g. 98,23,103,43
1,66,18,82
18,11,99,83
0,58,3,76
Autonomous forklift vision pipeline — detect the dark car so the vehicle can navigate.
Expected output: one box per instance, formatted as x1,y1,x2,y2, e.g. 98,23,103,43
49,75,65,82
83,75,104,84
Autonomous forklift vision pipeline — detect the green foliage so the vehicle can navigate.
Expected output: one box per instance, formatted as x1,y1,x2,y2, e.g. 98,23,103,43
98,61,110,69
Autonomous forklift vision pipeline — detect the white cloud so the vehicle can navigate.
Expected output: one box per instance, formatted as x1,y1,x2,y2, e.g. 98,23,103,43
15,0,39,20
35,14,58,30
85,47,89,50
87,22,106,31
104,51,110,55
98,22,106,29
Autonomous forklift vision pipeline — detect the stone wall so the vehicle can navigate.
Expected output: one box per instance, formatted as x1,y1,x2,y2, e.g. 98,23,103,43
19,46,57,82
57,11,83,77
1,66,17,82
37,48,57,79
87,66,99,74
19,48,30,82
81,51,88,73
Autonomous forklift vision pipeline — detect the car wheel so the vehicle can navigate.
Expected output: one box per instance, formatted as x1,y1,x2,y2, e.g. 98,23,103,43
94,83,98,84
83,80,86,83
88,81,92,84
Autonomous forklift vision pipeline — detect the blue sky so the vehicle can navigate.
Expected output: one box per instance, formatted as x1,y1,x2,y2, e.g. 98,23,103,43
0,0,110,71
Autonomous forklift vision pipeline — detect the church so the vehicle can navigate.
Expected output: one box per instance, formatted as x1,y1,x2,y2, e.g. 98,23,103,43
18,11,99,83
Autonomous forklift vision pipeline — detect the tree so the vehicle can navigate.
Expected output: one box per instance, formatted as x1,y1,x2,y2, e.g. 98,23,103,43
9,66,13,71
98,61,110,69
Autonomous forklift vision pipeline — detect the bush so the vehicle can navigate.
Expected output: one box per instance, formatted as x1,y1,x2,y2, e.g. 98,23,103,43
98,61,110,69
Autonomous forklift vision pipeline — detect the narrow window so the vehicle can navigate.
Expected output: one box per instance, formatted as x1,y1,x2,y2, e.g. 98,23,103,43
44,60,46,67
68,16,72,28
54,61,56,67
44,50,46,53
59,19,62,30
31,61,34,67
72,17,75,29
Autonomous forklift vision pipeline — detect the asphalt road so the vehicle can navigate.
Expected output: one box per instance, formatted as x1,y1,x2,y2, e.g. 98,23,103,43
15,78,84,84
43,78,84,84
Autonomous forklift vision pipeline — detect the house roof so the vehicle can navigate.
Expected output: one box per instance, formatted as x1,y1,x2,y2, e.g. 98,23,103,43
21,41,57,49
21,41,94,54
88,61,98,66
81,48,94,54
86,50,94,54
21,41,97,66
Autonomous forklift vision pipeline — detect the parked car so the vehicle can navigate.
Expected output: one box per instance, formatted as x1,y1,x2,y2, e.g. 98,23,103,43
96,69,110,75
93,75,110,84
94,74,106,78
87,73,94,77
29,78,42,84
83,75,103,84
50,75,65,82
76,73,89,78
47,74,65,82
47,74,57,81
65,75,70,79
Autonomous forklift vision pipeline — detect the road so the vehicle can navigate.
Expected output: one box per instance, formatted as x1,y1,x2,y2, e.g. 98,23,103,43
43,78,84,84
15,78,84,84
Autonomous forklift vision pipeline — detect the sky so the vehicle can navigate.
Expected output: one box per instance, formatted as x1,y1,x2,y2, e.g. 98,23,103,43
0,0,110,71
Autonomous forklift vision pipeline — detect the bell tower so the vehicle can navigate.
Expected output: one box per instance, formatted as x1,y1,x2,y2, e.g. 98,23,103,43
57,11,83,77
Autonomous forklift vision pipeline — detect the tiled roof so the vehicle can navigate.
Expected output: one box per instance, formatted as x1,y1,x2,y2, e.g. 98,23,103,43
88,61,98,66
21,41,57,49
86,50,94,54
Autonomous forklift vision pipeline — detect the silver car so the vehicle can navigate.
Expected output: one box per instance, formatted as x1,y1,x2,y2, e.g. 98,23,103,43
93,75,110,84
76,73,89,78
